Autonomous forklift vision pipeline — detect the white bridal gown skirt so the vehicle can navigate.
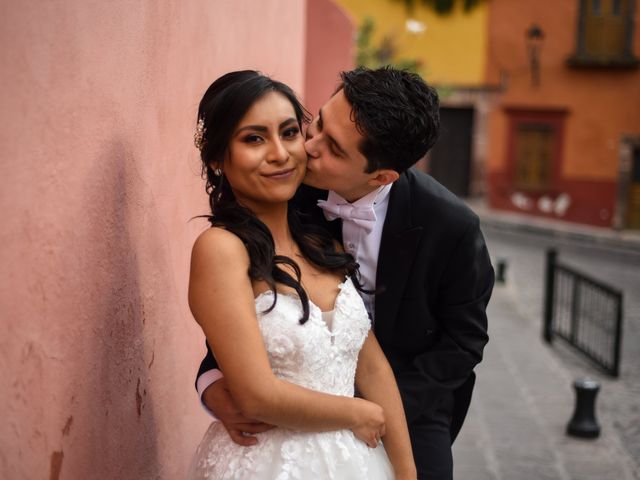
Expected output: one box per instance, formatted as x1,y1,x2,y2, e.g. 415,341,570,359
187,421,394,480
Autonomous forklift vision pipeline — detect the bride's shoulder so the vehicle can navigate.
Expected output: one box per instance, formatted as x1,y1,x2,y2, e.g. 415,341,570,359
191,227,249,268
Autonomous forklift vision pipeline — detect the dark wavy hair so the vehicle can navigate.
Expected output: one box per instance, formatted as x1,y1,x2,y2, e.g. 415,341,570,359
339,66,440,174
196,70,361,323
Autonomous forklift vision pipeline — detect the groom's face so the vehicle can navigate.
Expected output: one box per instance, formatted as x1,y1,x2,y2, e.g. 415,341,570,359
303,90,375,202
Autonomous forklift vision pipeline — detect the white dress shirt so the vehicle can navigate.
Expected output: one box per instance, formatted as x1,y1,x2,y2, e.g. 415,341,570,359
323,184,391,322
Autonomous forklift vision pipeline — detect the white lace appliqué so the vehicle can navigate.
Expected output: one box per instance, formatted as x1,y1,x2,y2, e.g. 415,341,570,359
187,278,393,480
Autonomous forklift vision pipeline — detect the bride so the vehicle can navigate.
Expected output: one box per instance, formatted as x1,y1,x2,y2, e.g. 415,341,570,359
187,70,416,480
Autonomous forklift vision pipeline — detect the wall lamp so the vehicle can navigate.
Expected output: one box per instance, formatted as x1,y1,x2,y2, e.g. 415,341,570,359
526,23,544,87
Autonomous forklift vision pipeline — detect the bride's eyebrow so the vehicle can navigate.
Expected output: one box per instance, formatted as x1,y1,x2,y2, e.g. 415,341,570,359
235,118,297,135
236,124,267,134
279,118,298,129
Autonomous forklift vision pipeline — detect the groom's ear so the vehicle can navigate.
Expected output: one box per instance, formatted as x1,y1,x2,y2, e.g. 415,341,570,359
368,169,400,187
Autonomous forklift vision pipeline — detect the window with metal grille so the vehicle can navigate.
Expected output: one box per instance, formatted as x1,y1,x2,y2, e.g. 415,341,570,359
568,0,639,67
505,109,566,192
514,124,555,189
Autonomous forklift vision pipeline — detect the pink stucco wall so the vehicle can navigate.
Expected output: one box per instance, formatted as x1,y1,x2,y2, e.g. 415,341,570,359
0,1,306,479
304,0,355,116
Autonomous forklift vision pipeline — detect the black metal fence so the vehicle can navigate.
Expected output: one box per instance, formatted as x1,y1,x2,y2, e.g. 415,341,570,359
543,249,624,377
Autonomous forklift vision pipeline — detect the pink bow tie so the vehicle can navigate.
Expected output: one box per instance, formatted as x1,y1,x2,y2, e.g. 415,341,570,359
317,198,377,233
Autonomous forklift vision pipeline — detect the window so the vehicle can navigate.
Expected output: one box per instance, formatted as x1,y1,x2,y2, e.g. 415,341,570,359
568,0,639,67
506,110,566,192
514,124,555,189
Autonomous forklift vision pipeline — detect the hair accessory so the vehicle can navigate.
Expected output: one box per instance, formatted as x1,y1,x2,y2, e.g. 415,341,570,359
194,117,207,151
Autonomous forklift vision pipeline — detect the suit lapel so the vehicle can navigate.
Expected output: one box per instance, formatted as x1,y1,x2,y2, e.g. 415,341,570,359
374,173,423,338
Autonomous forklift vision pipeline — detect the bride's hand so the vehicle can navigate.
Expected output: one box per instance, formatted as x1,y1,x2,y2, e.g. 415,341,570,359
350,398,386,448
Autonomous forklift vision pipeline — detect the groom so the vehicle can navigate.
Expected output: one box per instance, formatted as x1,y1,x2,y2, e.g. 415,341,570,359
196,67,494,480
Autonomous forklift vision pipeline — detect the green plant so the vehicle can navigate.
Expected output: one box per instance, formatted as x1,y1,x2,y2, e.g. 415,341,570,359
356,16,423,74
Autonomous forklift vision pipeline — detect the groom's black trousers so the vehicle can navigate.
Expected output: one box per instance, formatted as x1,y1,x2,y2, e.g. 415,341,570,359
409,397,454,480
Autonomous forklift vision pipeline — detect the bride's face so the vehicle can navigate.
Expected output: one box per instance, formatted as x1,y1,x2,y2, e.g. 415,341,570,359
221,91,307,211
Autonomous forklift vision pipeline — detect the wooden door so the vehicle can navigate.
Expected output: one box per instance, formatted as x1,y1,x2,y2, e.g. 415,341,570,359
428,107,473,198
514,124,554,190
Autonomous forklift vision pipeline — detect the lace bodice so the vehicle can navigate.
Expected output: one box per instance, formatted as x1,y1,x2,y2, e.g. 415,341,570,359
254,277,371,396
187,277,393,480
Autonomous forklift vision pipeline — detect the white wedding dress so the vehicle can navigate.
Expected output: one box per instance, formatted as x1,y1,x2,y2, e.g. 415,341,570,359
187,277,393,479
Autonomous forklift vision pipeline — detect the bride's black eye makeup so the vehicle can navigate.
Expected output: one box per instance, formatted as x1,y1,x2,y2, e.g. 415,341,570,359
282,127,300,139
242,134,263,144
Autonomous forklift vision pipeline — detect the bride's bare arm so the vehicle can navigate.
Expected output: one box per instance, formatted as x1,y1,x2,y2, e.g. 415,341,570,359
355,333,417,479
189,228,383,437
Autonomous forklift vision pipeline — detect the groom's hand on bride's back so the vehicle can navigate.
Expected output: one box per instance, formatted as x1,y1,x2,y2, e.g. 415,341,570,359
203,378,275,446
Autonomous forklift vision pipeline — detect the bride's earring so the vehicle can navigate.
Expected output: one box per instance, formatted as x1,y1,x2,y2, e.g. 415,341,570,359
215,168,225,194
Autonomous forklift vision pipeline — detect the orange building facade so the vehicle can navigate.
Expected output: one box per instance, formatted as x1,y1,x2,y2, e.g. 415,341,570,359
484,0,640,228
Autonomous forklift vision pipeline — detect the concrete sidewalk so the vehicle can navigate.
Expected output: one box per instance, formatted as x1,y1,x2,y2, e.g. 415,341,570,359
452,284,640,480
467,199,640,255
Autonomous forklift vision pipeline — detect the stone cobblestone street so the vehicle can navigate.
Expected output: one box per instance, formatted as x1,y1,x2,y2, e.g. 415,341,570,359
452,214,640,480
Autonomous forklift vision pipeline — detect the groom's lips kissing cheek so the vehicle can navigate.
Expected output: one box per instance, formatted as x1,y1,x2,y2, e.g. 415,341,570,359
302,90,380,203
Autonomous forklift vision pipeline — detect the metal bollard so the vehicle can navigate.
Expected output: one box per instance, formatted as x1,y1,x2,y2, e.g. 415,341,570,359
495,258,507,284
567,378,600,438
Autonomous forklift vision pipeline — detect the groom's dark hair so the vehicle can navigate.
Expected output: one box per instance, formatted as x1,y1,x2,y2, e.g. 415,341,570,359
339,66,440,174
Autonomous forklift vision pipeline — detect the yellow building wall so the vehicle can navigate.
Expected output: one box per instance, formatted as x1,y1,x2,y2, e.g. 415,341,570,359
334,0,488,86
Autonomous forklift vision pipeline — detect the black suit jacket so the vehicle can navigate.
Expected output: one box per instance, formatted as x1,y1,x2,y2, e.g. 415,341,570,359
197,169,493,435
371,169,493,427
